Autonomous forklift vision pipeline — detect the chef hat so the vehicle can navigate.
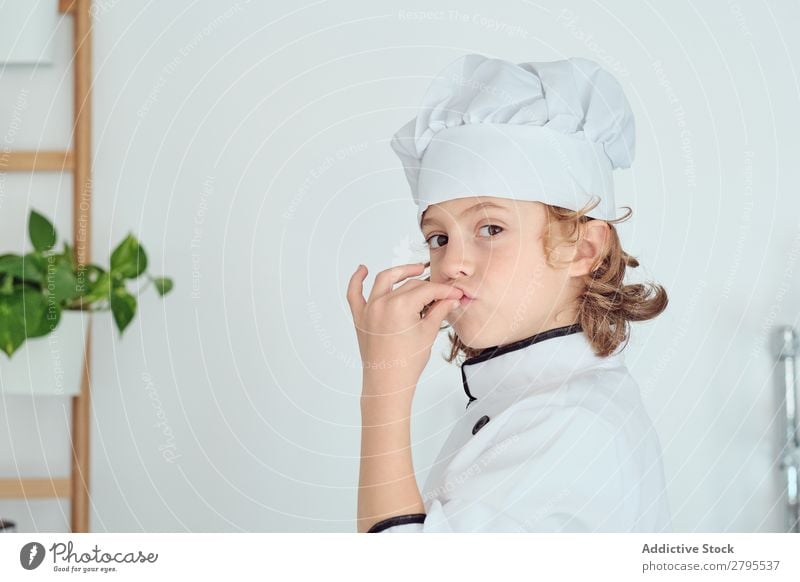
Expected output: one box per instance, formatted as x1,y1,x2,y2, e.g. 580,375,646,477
390,53,635,225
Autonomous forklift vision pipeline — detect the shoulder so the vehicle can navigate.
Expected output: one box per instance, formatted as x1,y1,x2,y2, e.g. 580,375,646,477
489,402,622,459
488,375,624,441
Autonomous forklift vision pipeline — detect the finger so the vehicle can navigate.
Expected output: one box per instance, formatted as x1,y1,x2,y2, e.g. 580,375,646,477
346,264,368,317
393,278,425,292
422,297,462,330
368,262,426,301
399,280,464,313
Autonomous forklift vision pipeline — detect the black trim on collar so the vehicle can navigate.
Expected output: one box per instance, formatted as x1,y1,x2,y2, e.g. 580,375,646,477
366,513,426,533
460,323,584,408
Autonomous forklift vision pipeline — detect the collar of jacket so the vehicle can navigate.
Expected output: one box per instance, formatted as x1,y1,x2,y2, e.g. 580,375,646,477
459,322,626,408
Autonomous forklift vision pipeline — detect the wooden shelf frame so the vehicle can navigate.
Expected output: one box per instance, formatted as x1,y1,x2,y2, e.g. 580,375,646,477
0,0,93,533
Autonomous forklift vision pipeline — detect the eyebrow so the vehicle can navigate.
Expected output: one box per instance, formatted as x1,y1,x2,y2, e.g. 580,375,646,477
420,201,510,229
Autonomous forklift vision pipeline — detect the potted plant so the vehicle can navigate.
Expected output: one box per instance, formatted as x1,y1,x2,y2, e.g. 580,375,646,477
0,209,173,395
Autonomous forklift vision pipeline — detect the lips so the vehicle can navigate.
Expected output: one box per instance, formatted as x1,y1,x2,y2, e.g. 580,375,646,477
453,286,474,300
453,286,474,308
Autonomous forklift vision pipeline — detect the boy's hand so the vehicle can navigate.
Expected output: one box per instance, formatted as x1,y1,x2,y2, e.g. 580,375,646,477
346,262,463,399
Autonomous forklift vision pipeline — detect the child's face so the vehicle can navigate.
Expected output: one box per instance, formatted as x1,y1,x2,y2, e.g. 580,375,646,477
421,196,580,350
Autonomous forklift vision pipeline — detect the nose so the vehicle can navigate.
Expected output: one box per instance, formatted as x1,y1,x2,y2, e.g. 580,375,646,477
438,235,472,281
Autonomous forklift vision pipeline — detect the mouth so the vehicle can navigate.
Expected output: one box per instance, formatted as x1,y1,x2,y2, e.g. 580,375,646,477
453,285,474,298
458,295,473,307
454,287,475,307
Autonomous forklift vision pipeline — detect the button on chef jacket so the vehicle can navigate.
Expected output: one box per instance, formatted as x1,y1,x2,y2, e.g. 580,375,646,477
366,323,673,533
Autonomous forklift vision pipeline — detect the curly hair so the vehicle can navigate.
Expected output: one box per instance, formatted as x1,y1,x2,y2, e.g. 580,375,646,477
420,196,668,364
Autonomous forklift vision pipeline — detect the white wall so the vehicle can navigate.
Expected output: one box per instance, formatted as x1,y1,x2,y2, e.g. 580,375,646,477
1,0,799,532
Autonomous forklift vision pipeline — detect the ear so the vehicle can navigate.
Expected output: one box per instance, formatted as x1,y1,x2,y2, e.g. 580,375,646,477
568,220,610,277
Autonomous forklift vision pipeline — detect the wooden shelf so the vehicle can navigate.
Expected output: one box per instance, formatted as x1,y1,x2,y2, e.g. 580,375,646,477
0,478,71,499
59,0,76,14
0,0,93,533
1,150,74,172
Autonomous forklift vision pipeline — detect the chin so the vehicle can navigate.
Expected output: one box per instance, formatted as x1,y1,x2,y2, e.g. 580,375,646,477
447,323,492,351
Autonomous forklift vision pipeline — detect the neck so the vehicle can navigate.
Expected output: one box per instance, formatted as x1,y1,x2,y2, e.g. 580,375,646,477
467,322,584,363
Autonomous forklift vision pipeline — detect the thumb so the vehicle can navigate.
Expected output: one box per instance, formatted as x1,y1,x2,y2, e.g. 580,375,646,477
422,297,461,329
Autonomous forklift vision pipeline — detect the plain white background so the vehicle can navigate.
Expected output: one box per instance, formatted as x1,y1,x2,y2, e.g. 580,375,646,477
1,0,799,532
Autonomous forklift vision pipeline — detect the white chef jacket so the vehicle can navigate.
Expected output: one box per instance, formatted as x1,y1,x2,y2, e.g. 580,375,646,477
366,323,673,533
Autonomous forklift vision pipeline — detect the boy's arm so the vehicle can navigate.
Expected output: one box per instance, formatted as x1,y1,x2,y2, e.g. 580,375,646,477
357,390,425,533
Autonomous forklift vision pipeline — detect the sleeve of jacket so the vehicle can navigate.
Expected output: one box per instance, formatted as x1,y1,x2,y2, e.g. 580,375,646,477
366,406,632,533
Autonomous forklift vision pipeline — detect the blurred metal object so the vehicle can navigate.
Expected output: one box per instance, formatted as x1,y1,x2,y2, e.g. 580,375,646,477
0,519,17,532
775,326,800,532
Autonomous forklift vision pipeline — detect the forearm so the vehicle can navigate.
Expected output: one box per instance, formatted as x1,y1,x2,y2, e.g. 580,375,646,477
357,391,424,533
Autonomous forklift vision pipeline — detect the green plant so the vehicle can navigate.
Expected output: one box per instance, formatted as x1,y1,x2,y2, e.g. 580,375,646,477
0,209,174,357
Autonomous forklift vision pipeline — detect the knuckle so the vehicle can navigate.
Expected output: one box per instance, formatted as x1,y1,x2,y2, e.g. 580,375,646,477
399,279,421,291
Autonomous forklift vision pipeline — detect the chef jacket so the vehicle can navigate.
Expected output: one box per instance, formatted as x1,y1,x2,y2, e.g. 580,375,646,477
366,323,673,533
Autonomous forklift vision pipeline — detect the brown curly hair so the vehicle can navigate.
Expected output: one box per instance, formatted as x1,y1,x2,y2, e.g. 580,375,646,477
420,196,668,364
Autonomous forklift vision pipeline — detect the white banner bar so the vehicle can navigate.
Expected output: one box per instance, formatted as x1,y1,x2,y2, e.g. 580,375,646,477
0,533,798,581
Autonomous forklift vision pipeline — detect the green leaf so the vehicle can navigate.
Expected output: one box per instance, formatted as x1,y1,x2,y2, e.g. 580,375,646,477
62,241,76,270
71,263,103,300
23,252,45,283
0,254,23,277
152,277,174,297
0,288,49,357
80,271,111,305
43,255,80,304
86,263,105,281
110,234,148,279
0,253,43,284
29,209,57,252
110,286,136,334
28,298,60,338
0,274,13,295
0,293,27,357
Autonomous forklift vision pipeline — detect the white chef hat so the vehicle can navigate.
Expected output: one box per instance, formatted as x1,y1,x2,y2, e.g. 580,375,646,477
390,53,635,225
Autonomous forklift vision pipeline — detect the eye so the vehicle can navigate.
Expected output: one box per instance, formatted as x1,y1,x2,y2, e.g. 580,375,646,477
479,224,504,238
425,234,448,249
425,225,503,249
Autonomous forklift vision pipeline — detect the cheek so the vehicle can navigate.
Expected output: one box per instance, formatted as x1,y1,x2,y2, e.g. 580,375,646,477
498,256,560,308
492,252,544,289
